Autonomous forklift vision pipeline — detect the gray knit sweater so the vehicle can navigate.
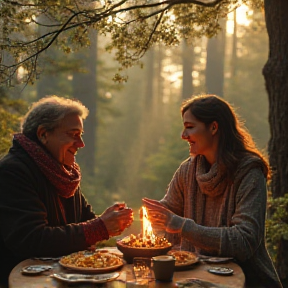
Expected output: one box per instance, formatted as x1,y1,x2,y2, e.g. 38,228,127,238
160,155,282,288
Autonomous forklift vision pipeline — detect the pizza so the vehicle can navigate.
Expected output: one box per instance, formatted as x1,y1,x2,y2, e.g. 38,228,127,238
167,250,199,266
59,249,123,270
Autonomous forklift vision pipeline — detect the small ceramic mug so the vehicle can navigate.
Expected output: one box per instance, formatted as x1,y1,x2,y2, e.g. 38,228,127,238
151,255,175,282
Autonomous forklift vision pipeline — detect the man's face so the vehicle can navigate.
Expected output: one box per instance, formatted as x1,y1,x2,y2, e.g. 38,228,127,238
42,113,85,167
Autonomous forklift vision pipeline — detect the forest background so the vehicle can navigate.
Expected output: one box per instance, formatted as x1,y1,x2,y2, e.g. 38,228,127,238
1,4,269,229
1,1,287,285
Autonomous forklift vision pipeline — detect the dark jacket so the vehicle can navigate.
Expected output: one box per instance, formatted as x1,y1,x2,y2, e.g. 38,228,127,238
0,141,98,284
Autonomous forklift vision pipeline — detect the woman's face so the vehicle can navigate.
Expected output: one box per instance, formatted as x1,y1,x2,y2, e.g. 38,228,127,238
181,109,218,164
40,113,85,167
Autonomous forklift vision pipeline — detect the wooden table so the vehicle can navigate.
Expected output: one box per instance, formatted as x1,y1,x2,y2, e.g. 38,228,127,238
9,257,245,288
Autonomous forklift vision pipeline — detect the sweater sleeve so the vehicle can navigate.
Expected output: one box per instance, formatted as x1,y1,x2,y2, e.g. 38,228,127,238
181,168,267,261
81,218,109,246
160,160,189,217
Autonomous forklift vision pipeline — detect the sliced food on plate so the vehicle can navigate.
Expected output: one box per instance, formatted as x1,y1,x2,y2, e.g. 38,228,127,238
59,250,124,273
167,250,199,266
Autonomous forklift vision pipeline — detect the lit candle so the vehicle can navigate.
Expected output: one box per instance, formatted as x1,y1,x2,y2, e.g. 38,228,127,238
142,206,154,242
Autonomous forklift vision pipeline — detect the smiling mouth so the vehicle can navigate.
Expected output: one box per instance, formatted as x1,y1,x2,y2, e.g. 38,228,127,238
68,150,77,156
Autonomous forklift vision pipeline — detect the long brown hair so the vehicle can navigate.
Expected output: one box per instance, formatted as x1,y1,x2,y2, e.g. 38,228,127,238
181,94,270,179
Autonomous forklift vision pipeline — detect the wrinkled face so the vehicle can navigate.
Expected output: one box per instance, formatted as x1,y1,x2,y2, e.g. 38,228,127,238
181,109,217,163
41,113,85,167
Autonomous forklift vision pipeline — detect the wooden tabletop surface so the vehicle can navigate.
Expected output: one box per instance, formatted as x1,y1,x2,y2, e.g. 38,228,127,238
9,256,245,288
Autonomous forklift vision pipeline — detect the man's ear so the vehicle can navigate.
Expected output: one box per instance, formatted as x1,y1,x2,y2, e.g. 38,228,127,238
36,126,47,144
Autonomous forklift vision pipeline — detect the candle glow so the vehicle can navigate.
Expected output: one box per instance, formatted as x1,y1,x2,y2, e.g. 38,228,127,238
142,206,155,242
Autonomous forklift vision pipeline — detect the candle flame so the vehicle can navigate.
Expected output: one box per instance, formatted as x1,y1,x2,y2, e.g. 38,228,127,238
142,206,155,241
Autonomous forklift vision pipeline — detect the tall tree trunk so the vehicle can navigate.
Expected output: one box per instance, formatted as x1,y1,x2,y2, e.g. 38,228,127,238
263,0,288,285
72,30,98,176
230,10,237,78
144,48,154,109
36,14,58,99
205,18,226,97
155,45,164,113
36,48,59,99
182,39,194,100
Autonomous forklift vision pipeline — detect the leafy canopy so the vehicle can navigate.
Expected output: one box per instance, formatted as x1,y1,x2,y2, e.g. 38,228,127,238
0,0,263,85
0,88,28,156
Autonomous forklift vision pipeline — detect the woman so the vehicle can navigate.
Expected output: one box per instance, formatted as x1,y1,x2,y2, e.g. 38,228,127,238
143,94,282,288
0,95,133,286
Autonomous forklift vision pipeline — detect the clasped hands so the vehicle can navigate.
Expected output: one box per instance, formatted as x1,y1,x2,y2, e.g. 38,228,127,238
142,197,186,234
100,202,134,237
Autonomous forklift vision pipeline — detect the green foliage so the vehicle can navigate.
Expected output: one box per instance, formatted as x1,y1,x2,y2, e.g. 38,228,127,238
266,193,288,261
79,167,119,214
0,88,28,157
0,111,18,156
140,113,188,200
0,0,263,85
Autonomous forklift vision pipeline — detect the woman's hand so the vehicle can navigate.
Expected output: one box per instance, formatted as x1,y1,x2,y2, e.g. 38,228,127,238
142,197,185,234
100,202,134,237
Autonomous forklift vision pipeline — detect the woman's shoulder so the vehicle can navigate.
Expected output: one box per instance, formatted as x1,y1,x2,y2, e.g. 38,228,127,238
233,154,266,191
178,156,195,170
235,154,265,175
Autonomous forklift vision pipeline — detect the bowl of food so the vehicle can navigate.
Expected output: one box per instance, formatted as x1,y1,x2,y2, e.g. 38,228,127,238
116,234,172,263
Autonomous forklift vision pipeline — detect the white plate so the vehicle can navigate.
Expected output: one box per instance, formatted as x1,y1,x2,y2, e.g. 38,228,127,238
207,267,234,276
204,257,233,264
21,265,53,275
51,272,120,283
176,278,226,287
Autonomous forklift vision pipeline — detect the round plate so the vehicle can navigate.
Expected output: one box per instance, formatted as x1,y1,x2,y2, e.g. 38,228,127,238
21,265,52,275
59,250,124,273
204,257,233,264
176,278,224,287
51,272,120,283
59,261,124,273
167,250,199,267
207,267,234,276
95,248,123,257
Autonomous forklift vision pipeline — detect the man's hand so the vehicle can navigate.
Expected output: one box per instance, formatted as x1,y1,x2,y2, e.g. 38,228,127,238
100,202,134,237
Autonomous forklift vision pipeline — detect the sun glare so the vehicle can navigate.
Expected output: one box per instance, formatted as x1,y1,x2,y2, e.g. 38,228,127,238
226,4,252,35
17,66,27,81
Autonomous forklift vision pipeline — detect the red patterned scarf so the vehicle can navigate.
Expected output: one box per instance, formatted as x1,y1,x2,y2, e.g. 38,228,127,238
14,133,81,198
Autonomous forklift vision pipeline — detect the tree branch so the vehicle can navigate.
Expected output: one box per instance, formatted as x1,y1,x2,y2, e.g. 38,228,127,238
0,0,226,85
